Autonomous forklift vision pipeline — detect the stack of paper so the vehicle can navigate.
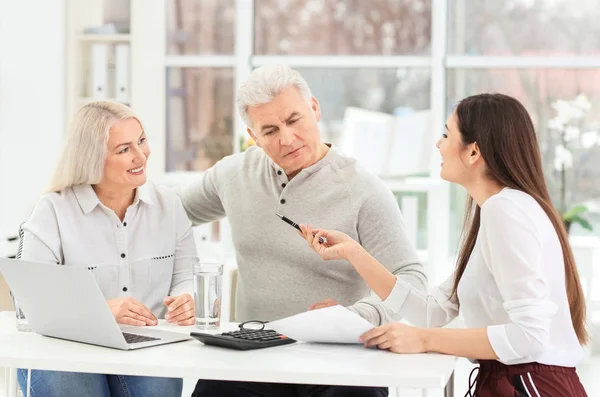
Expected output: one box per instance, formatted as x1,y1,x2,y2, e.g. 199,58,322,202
269,305,375,344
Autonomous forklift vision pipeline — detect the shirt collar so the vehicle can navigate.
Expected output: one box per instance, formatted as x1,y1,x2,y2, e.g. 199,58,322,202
135,183,155,206
73,184,101,215
269,143,336,176
73,183,154,215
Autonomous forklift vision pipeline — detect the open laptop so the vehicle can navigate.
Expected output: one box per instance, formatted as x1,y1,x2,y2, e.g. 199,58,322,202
0,258,191,350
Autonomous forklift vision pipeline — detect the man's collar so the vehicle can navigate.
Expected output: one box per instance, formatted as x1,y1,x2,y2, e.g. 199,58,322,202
269,143,335,176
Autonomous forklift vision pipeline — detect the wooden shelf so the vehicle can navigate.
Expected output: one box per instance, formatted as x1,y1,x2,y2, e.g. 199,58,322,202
78,97,131,104
78,34,131,42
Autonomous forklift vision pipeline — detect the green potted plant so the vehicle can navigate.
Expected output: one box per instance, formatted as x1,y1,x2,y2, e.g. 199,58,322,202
562,204,593,234
549,94,594,234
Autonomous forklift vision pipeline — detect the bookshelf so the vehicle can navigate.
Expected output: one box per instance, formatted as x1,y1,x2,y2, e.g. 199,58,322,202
78,34,131,42
65,0,166,176
65,0,132,123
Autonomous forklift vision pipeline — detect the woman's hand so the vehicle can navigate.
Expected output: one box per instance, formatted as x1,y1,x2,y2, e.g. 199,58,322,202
298,224,359,261
360,322,427,354
107,297,158,326
163,293,195,325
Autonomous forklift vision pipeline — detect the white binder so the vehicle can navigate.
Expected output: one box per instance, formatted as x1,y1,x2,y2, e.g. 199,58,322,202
114,44,130,102
90,44,108,99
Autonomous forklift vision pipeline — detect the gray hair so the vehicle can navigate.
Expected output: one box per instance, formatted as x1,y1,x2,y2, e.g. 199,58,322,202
236,65,312,128
47,101,139,193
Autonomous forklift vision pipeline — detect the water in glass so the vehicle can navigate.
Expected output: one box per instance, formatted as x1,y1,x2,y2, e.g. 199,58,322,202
193,263,223,330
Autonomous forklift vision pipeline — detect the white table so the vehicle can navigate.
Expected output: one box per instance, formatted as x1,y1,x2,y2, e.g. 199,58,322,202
0,312,456,397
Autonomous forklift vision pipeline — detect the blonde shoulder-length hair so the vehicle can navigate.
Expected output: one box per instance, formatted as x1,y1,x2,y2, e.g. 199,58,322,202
47,101,141,193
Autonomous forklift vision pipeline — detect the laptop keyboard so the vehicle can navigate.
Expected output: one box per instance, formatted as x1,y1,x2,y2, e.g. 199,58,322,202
122,332,161,344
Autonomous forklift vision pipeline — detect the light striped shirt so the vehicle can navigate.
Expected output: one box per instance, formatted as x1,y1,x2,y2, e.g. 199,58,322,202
20,182,197,318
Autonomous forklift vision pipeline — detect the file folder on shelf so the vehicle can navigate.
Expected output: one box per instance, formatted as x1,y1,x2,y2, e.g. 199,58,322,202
114,44,130,102
90,44,108,99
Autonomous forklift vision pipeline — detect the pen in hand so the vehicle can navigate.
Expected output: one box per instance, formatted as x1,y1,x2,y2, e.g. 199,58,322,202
275,213,326,244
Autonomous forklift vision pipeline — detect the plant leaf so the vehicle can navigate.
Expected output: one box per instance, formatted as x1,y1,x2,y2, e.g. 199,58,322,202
563,205,589,221
569,215,594,231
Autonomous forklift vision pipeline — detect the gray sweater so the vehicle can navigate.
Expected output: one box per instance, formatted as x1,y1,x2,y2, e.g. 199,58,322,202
178,145,427,325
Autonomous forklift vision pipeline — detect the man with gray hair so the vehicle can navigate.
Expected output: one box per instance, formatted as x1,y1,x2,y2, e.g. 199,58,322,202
181,65,427,397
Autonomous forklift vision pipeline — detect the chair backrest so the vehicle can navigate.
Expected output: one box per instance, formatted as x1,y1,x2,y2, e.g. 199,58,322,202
0,225,23,311
16,224,24,259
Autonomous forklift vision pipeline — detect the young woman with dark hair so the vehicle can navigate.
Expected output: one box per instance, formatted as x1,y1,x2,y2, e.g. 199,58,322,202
300,93,588,396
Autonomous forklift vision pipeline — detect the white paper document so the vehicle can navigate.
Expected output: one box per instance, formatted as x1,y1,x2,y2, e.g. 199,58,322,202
269,305,375,344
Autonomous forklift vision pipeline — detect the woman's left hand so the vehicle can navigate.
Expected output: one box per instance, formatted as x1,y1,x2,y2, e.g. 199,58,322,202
360,322,427,354
163,293,195,325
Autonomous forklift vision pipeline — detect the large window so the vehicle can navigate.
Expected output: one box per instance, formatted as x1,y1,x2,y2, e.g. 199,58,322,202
447,68,600,233
164,0,433,172
165,0,237,171
448,0,600,56
157,0,600,267
166,0,235,55
254,0,431,55
298,68,430,145
166,68,235,171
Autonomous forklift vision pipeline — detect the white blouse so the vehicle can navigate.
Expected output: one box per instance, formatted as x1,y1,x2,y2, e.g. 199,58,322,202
20,182,198,318
383,188,584,367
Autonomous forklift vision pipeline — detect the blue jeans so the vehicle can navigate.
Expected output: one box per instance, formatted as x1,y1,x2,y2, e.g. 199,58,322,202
18,369,182,397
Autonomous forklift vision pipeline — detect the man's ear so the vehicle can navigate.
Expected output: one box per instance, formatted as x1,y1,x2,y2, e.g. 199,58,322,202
311,97,321,122
247,128,260,147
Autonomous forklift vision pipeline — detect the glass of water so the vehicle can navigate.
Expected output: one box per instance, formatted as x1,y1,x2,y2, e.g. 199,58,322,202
193,262,223,330
10,291,32,332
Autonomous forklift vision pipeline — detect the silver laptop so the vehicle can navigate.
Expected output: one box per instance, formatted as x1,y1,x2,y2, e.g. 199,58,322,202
0,258,192,350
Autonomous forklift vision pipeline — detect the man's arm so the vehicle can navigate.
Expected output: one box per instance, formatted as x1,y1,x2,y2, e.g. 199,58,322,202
176,155,240,225
347,179,428,325
168,192,198,297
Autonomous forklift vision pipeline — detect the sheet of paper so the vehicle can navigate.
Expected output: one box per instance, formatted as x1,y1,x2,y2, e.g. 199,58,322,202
269,305,375,344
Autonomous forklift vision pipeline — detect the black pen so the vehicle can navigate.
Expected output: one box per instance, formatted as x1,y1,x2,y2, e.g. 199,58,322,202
275,213,326,244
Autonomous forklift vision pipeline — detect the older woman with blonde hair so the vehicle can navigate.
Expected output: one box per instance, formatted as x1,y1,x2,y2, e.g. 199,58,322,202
18,101,197,397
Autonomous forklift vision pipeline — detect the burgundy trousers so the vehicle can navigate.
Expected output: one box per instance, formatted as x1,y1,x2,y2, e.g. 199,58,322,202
466,360,587,397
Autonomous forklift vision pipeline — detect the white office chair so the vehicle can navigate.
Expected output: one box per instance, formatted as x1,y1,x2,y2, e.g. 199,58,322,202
229,267,238,322
1,226,23,397
1,228,22,311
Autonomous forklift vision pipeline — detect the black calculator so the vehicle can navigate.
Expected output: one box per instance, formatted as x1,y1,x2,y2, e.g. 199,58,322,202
190,328,296,350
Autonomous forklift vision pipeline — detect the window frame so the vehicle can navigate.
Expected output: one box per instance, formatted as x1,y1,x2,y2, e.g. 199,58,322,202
129,0,600,280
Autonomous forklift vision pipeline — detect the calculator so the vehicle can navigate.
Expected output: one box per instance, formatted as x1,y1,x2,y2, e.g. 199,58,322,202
190,328,296,350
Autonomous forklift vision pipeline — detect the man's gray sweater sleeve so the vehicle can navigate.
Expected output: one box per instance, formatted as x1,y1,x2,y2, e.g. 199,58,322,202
176,156,236,225
346,180,428,325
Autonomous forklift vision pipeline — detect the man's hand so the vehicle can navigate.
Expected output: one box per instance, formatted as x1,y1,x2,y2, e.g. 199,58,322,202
107,297,157,326
164,293,195,325
309,298,340,311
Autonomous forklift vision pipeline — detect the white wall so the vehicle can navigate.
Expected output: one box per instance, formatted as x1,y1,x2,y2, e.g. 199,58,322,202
0,0,66,238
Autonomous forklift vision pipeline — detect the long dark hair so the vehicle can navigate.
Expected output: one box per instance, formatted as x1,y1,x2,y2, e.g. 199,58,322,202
451,93,588,345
